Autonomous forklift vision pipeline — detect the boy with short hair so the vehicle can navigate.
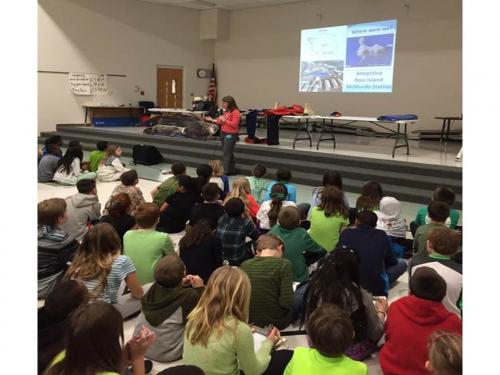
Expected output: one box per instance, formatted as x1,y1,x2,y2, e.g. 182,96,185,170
61,179,101,242
38,143,62,182
41,135,63,157
189,182,225,230
269,206,325,282
124,203,175,285
246,163,269,205
88,141,108,172
263,168,297,203
379,267,462,375
134,255,205,362
216,197,259,266
284,303,368,374
108,169,145,215
339,210,407,296
38,198,79,298
413,201,450,255
415,187,460,229
152,163,186,207
241,234,294,329
410,226,462,317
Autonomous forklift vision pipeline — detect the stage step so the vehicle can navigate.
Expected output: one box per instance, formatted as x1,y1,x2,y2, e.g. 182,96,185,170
39,125,462,209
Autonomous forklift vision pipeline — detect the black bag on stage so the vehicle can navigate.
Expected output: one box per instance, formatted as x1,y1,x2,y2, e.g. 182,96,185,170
132,144,164,166
266,114,281,145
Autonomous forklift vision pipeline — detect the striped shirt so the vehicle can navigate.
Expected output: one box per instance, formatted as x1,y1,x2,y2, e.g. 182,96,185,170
83,255,136,303
240,256,294,329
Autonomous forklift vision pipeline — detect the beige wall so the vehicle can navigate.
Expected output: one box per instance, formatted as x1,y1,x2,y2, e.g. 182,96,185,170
214,0,462,130
38,0,214,133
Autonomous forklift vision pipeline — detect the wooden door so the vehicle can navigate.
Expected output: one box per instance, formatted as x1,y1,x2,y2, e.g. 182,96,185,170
157,67,183,108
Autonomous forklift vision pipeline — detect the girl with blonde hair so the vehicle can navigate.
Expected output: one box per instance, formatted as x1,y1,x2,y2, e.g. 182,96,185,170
97,145,129,182
224,177,259,219
425,330,462,375
65,223,143,318
208,159,230,195
183,266,281,375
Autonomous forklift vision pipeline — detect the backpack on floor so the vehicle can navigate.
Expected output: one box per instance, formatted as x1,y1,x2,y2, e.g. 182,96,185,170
132,144,164,166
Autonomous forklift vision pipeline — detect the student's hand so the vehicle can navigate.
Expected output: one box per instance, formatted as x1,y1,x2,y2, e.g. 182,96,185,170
267,327,281,345
375,298,389,313
126,325,156,362
190,275,204,288
182,275,194,286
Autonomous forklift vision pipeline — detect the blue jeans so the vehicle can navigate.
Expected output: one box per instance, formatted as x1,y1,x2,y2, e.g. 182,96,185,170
387,258,407,286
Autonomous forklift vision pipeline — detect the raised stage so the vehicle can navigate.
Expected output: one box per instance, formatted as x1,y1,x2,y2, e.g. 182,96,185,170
39,124,462,208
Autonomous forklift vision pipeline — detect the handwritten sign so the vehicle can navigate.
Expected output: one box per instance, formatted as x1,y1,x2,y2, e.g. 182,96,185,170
69,73,108,95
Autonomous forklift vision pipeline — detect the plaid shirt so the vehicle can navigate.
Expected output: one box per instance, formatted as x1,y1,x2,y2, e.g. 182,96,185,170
216,214,259,265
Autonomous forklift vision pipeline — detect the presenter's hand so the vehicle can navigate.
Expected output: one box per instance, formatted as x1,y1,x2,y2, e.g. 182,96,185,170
204,116,213,122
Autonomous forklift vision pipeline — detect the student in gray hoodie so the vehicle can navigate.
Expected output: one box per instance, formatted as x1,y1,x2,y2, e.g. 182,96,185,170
61,179,101,242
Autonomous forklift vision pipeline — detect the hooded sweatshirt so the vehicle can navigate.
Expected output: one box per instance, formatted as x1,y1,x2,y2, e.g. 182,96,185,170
379,295,462,375
60,193,101,242
375,197,406,238
133,283,204,362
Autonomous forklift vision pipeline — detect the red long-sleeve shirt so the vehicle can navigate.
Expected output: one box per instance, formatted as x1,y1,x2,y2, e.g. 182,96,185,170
215,109,240,134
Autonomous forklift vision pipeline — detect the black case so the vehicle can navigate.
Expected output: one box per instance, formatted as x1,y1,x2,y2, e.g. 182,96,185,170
132,144,164,165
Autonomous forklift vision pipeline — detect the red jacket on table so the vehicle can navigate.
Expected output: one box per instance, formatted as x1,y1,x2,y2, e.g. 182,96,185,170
379,295,462,375
215,109,240,134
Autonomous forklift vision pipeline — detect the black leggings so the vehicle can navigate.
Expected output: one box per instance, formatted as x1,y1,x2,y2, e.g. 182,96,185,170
262,350,294,375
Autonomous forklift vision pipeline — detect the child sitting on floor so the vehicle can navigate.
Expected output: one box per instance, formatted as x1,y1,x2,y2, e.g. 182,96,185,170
107,169,145,215
152,163,186,207
38,198,80,299
356,181,383,212
88,140,108,172
38,143,62,182
189,183,225,230
246,163,269,205
124,203,175,285
134,255,205,363
425,330,462,375
413,201,451,255
415,186,460,230
208,159,229,196
96,145,129,182
256,183,296,232
263,168,297,203
224,177,259,220
284,303,368,375
308,186,349,252
53,145,96,185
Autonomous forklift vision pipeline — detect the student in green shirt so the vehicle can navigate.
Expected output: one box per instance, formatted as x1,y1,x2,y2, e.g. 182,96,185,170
241,234,294,330
413,201,450,256
284,303,368,375
47,302,155,375
414,186,460,229
183,266,283,375
308,186,349,252
151,163,186,207
124,203,175,285
269,206,325,282
88,141,108,172
246,163,269,205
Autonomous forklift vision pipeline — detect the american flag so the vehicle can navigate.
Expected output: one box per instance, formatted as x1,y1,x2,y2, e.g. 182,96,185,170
208,63,217,103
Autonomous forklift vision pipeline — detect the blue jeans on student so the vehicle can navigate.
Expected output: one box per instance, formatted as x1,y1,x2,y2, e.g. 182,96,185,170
387,258,408,286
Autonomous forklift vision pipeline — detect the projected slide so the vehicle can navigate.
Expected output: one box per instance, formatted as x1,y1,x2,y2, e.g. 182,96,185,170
299,19,397,93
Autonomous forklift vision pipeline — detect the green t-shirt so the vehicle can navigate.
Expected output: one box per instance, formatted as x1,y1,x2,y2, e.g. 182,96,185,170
50,351,119,375
153,176,178,207
284,348,367,375
89,150,105,172
415,206,460,229
413,222,447,256
269,225,324,282
123,229,175,284
246,176,269,205
308,207,349,252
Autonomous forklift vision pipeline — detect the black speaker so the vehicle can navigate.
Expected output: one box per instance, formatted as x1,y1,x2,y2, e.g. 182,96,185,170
132,144,164,166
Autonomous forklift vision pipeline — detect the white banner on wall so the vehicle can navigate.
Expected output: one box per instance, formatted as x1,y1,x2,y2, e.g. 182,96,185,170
69,73,108,95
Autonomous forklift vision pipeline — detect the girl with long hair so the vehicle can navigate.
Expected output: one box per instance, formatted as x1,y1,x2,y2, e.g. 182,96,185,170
100,193,136,243
256,183,296,231
356,181,383,211
301,246,387,361
97,145,129,182
311,170,350,209
204,96,241,175
45,302,155,375
224,177,259,220
179,220,223,283
183,267,281,375
53,145,96,185
65,223,143,317
308,186,349,251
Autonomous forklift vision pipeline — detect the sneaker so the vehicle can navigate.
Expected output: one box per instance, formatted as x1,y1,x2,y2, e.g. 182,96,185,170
244,137,256,144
